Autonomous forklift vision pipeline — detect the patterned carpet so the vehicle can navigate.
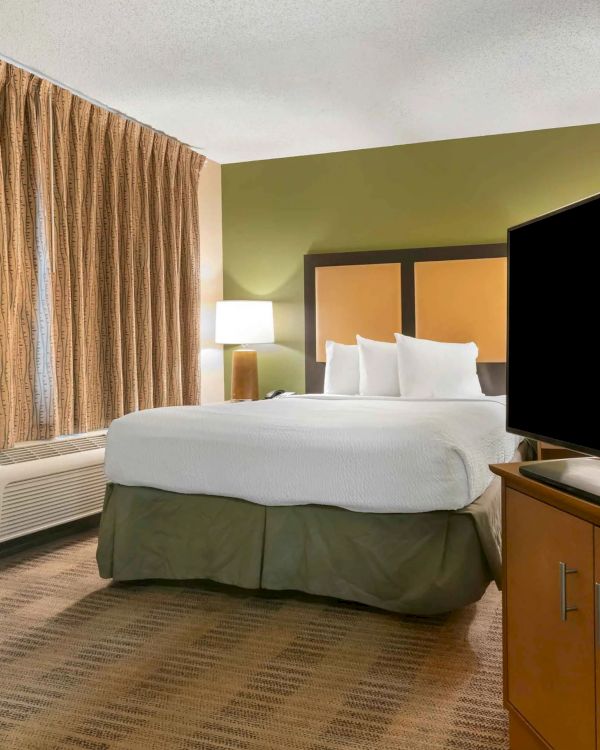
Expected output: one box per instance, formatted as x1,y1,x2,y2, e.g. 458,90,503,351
0,532,507,750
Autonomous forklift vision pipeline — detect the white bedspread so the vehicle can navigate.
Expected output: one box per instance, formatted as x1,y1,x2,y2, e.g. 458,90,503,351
106,396,520,513
104,395,520,513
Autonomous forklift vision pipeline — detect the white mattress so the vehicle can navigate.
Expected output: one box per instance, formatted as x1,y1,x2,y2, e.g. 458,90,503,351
104,394,521,513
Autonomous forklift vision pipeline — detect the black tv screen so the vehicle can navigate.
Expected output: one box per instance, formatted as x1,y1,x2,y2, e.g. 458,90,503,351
507,193,600,457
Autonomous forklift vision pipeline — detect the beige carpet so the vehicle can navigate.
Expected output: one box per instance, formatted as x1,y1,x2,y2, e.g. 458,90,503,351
0,532,507,750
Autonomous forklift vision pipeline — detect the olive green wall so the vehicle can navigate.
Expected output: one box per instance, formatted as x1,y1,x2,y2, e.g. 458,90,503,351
222,125,600,395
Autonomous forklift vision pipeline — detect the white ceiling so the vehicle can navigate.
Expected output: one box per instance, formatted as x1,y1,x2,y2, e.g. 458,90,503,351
1,1,599,163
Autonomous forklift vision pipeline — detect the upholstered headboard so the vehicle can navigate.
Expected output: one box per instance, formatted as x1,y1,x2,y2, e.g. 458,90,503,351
304,244,507,395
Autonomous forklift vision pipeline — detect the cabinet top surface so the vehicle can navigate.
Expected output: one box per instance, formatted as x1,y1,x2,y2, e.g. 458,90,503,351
491,462,600,525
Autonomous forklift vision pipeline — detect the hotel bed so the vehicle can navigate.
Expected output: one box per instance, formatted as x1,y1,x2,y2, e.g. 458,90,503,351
97,242,521,614
97,394,525,614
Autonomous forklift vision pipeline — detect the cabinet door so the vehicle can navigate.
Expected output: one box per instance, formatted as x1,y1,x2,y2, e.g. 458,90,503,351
505,488,595,750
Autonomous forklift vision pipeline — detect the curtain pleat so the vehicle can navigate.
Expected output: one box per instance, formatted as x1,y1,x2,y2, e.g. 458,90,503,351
0,60,205,449
0,65,55,447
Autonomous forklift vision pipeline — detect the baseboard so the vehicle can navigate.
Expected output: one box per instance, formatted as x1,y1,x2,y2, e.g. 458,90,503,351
0,513,101,558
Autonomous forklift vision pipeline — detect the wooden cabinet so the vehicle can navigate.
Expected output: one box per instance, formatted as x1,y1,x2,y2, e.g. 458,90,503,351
492,463,600,750
505,488,595,748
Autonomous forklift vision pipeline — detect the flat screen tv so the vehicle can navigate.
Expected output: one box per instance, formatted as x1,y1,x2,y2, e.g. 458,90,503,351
507,192,600,501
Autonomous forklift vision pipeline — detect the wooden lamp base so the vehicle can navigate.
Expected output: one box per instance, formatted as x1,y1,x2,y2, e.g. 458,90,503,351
231,349,259,401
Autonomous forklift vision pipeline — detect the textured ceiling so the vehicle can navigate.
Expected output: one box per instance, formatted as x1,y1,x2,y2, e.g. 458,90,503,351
1,1,599,163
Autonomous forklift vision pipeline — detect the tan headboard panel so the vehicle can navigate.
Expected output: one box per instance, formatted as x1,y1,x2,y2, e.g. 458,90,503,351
304,243,508,395
315,263,401,362
414,257,507,362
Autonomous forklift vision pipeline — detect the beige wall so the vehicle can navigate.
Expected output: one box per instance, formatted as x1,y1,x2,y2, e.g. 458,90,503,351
198,158,224,403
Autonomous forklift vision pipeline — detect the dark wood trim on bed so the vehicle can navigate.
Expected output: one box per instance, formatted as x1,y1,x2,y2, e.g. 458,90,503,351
401,260,416,337
304,243,507,395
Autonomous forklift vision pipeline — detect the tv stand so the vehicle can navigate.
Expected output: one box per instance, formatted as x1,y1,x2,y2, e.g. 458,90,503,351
490,461,600,750
520,457,600,505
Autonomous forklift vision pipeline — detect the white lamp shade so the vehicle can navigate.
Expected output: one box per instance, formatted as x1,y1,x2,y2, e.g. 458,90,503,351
215,300,274,344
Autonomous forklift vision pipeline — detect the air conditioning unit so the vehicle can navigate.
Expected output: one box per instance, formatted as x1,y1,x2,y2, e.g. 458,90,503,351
0,433,107,543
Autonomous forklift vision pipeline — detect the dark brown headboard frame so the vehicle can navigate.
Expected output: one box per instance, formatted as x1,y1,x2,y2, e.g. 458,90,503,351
304,243,507,395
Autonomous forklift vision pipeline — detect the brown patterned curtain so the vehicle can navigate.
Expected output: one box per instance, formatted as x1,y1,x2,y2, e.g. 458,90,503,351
0,60,205,449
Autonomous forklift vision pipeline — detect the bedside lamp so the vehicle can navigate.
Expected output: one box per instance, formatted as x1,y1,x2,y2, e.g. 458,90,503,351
215,300,274,400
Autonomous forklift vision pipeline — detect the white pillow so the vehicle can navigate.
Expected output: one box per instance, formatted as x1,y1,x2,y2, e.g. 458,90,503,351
357,335,401,397
394,334,482,398
323,341,359,394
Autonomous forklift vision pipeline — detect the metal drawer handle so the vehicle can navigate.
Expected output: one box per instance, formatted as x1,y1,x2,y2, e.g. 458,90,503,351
559,561,578,621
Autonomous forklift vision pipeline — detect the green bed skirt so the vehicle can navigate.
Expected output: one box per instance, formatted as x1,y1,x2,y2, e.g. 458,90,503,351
96,476,504,615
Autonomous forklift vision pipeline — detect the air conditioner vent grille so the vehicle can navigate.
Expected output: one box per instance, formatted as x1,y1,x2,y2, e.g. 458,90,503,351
0,434,107,466
0,464,106,542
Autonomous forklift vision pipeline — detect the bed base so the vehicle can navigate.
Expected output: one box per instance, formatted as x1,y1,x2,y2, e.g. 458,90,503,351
96,478,502,615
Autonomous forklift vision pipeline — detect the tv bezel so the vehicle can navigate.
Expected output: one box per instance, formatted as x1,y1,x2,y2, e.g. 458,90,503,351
507,191,600,459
